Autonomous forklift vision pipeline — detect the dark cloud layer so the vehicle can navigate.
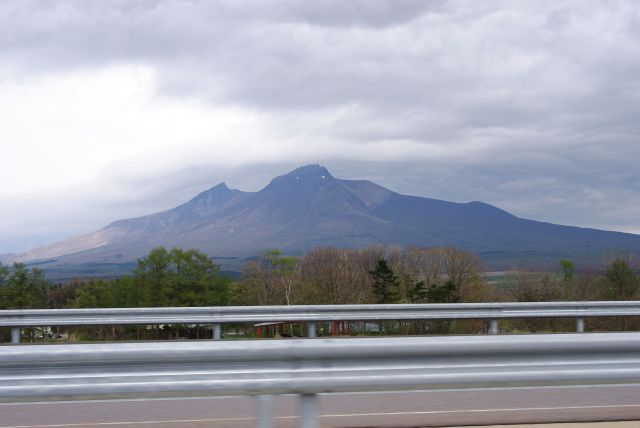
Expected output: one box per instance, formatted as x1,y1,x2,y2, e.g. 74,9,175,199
1,0,639,253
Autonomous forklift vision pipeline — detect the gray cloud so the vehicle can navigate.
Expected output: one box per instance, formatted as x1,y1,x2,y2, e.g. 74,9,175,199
1,0,639,253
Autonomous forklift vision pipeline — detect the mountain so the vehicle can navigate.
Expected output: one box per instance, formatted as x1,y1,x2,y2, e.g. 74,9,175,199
13,165,640,270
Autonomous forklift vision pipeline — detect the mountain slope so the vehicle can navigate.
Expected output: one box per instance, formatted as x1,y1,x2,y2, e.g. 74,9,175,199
14,165,640,269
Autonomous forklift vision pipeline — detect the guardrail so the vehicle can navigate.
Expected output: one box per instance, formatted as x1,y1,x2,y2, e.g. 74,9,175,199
2,333,640,428
2,301,640,343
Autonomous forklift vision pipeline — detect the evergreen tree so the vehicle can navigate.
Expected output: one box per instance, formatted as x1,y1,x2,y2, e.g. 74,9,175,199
369,258,400,304
406,279,428,303
0,263,47,309
426,280,457,303
0,263,8,308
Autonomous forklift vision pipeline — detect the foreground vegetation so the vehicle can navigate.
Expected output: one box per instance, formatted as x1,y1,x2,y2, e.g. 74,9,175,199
1,245,639,341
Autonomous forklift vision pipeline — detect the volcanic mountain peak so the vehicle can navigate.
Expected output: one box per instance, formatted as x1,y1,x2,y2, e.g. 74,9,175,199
13,164,640,271
286,164,333,179
263,164,335,192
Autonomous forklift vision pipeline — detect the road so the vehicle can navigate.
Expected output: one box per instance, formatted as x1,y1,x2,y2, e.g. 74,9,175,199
2,385,640,428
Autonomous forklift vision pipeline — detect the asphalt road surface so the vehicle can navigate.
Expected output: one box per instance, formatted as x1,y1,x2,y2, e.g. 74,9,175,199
2,385,640,428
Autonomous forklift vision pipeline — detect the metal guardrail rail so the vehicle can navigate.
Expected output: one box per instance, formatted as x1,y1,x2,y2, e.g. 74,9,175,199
2,301,640,343
2,333,640,427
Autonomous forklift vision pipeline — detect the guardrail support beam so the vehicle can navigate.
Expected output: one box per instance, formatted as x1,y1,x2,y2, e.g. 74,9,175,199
576,317,585,333
489,319,498,335
11,327,20,344
212,323,221,340
255,394,274,428
307,321,316,338
299,393,318,428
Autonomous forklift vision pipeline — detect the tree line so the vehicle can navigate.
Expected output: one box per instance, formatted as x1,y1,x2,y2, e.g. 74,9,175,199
1,245,639,341
232,246,487,306
1,247,230,311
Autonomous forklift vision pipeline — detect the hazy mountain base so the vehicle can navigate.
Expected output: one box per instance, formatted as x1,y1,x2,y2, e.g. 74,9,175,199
27,260,243,282
26,251,625,282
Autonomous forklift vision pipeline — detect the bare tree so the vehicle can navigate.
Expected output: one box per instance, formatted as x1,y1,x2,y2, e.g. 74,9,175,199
298,247,372,304
404,246,444,289
441,247,486,302
602,252,640,300
503,271,562,302
233,259,284,306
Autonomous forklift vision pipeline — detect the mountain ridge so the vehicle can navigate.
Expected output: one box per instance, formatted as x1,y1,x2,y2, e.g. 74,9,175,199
12,164,640,270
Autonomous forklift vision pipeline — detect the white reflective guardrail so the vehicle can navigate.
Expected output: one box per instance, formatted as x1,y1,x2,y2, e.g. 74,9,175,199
2,333,640,428
2,301,640,343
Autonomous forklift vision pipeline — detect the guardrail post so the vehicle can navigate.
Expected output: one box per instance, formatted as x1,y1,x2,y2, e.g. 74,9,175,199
576,317,585,333
299,393,318,428
11,327,20,344
212,323,221,340
489,319,498,335
307,321,316,338
255,395,274,428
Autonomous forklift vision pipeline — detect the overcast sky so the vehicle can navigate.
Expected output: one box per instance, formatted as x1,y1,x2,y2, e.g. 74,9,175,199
1,0,639,254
